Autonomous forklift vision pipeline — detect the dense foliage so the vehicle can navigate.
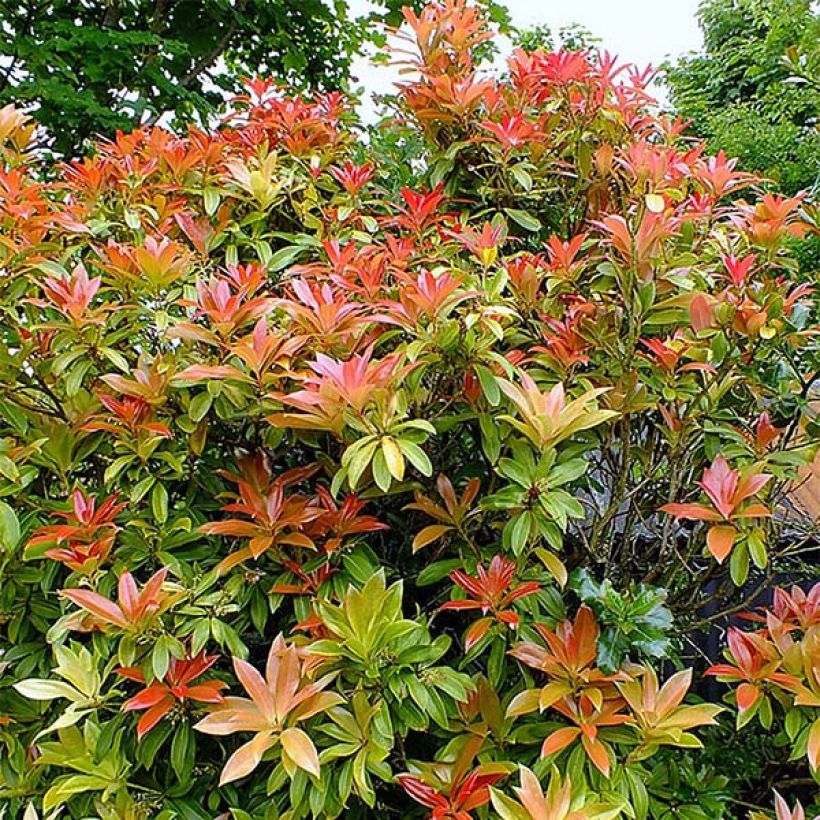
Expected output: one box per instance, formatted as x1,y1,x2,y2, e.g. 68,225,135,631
665,0,819,197
0,1,818,817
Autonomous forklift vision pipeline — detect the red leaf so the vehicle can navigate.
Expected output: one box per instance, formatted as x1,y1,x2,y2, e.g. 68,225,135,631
397,775,448,810
124,684,171,712
135,696,174,739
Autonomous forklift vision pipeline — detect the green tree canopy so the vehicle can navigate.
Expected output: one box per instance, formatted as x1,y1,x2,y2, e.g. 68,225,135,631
0,0,409,157
665,0,820,196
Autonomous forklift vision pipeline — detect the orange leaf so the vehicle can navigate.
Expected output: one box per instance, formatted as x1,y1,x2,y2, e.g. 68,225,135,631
581,734,611,777
707,525,736,563
220,730,274,785
541,726,579,758
656,668,692,716
690,293,714,332
660,502,721,522
464,617,492,651
412,524,452,552
280,726,320,777
60,589,128,629
732,502,771,519
175,364,244,382
233,657,275,721
736,682,760,713
808,718,820,771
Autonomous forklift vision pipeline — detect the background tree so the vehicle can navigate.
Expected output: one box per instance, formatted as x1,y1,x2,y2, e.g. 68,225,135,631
0,0,413,157
665,0,820,197
512,22,600,54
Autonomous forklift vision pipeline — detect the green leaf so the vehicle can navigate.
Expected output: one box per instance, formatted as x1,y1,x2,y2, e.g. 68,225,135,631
548,458,588,486
14,679,80,701
0,501,20,552
344,438,378,489
204,188,220,216
475,364,500,406
152,638,170,682
729,542,750,587
504,208,542,231
509,163,533,192
397,439,432,476
99,347,130,372
188,392,212,422
104,455,135,484
505,512,531,555
479,414,501,464
490,786,529,820
268,244,306,272
535,548,567,588
626,766,649,819
371,448,391,492
36,260,69,278
747,528,767,569
171,722,195,782
416,559,462,586
597,628,627,673
151,483,169,525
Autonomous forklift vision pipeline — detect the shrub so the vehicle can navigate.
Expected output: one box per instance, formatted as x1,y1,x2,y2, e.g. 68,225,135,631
0,1,817,817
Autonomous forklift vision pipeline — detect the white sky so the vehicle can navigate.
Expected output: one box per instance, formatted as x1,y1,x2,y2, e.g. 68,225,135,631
347,0,704,120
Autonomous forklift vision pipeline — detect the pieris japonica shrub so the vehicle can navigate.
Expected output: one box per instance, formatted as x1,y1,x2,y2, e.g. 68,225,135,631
0,1,818,818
